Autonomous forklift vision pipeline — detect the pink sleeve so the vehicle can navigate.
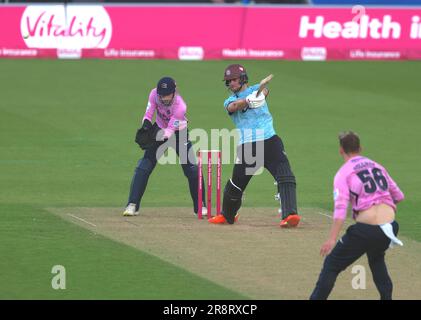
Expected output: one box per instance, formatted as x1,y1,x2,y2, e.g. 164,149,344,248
163,104,187,139
143,91,156,123
333,170,350,220
385,170,405,204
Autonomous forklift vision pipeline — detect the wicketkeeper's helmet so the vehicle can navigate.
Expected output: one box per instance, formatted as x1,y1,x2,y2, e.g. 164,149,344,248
157,76,176,106
157,77,176,96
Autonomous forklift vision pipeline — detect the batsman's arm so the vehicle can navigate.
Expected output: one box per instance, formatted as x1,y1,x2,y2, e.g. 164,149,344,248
263,88,269,97
226,89,269,113
226,99,248,113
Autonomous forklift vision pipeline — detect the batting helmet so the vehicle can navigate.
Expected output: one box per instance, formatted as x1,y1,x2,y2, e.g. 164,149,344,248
223,64,248,87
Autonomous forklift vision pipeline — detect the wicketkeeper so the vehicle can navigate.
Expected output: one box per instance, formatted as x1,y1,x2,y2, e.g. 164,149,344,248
208,64,300,228
124,77,206,216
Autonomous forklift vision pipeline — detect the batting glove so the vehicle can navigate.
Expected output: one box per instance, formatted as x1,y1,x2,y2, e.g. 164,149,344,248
246,91,266,109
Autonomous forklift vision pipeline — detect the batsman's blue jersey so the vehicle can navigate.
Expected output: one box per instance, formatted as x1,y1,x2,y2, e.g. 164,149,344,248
224,84,276,145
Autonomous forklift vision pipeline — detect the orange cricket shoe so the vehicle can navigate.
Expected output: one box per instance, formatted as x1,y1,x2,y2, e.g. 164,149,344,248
208,213,239,224
280,214,301,228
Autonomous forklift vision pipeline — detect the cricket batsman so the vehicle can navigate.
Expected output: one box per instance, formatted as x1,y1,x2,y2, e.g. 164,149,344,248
208,64,300,228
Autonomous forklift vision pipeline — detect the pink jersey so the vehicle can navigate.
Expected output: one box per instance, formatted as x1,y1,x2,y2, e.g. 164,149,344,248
142,88,188,139
333,156,404,220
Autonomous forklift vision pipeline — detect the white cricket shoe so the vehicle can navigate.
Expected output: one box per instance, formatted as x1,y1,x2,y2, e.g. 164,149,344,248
123,203,139,216
195,207,208,218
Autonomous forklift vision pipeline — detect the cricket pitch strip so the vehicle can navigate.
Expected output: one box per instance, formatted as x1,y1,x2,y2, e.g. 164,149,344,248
50,207,421,300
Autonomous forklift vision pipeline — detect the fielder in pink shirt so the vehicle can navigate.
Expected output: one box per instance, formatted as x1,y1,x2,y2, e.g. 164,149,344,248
123,77,205,216
310,131,404,300
143,86,188,140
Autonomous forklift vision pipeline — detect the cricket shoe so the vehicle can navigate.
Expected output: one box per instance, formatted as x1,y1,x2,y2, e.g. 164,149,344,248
195,207,208,218
280,214,301,228
208,213,239,224
123,203,139,216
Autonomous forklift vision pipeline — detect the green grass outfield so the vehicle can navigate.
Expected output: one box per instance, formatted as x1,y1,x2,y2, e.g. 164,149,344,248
1,59,420,299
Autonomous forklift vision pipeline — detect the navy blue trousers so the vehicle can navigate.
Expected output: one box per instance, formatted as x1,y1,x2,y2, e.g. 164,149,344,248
310,221,399,300
127,129,205,213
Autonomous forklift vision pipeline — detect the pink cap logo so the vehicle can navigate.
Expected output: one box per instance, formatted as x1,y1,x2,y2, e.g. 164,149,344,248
21,5,112,49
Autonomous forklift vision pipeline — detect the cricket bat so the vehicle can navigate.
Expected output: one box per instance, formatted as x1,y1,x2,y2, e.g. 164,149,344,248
255,74,274,97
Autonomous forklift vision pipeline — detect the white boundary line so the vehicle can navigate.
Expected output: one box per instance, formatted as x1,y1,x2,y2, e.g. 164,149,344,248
67,213,97,227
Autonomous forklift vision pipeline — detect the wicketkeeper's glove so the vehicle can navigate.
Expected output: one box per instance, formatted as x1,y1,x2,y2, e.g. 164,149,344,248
246,90,266,109
135,121,161,150
141,119,153,131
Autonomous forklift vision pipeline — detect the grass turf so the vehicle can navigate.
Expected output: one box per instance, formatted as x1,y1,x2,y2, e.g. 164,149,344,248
0,203,247,299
